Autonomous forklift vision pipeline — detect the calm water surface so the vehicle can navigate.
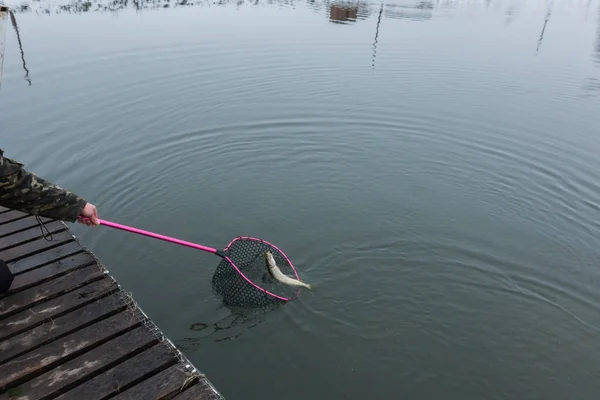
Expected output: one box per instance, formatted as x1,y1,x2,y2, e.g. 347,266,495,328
2,0,600,398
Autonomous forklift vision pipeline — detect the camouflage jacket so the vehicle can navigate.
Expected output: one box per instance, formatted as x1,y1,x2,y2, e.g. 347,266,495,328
0,148,87,222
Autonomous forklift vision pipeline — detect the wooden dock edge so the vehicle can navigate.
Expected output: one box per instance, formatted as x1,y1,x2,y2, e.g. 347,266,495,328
60,220,226,400
0,207,225,400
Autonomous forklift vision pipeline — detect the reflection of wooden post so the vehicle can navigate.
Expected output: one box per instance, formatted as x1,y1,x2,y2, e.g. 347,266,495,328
0,4,8,89
596,5,600,63
330,5,358,22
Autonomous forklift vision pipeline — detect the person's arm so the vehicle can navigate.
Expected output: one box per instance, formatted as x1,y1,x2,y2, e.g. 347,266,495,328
0,150,99,225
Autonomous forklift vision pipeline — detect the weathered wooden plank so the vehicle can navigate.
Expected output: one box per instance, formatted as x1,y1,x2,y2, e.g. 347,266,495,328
111,364,195,400
0,265,104,320
8,241,84,275
0,326,158,400
0,211,28,225
3,252,94,296
0,292,123,364
0,221,66,251
173,380,219,400
54,344,177,400
0,277,116,341
0,215,54,239
0,230,74,264
0,311,139,393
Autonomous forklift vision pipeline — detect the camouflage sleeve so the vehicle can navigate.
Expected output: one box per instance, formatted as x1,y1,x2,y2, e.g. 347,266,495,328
0,150,87,222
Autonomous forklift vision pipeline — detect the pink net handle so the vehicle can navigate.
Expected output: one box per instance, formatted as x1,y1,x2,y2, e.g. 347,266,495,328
84,218,301,302
88,218,219,254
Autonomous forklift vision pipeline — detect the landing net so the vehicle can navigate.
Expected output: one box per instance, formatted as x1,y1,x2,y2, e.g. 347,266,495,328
211,237,300,308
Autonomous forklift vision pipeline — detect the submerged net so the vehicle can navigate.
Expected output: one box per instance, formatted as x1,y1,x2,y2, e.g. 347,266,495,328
211,237,300,308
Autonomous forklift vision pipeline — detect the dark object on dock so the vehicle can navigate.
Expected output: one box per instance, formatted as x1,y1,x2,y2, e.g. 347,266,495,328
0,259,13,294
0,207,224,399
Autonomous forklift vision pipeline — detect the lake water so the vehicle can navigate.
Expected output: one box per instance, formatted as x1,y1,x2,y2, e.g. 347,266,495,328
2,0,600,398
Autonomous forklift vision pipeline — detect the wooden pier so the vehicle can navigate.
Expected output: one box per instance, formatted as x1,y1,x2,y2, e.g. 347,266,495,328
0,207,224,400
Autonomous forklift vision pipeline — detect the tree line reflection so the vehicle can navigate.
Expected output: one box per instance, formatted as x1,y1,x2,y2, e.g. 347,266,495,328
9,0,435,22
4,0,600,90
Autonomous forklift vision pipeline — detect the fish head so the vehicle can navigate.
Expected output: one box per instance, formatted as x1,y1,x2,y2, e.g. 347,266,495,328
264,250,275,267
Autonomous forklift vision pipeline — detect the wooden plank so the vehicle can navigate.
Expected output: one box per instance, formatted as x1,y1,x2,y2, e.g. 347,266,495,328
0,265,104,320
54,344,176,400
0,230,74,264
3,252,94,296
0,211,28,225
0,215,54,238
0,326,158,400
111,364,195,400
8,241,84,275
173,380,219,400
0,292,123,364
0,311,139,393
0,221,66,251
0,277,116,341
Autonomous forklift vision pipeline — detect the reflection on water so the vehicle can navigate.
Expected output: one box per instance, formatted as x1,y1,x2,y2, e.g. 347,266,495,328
596,5,600,63
372,2,383,69
384,1,432,20
536,0,553,53
7,10,31,85
584,6,600,95
504,5,517,24
0,7,30,88
326,0,432,24
329,4,358,23
174,302,281,352
7,0,599,92
7,0,432,19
